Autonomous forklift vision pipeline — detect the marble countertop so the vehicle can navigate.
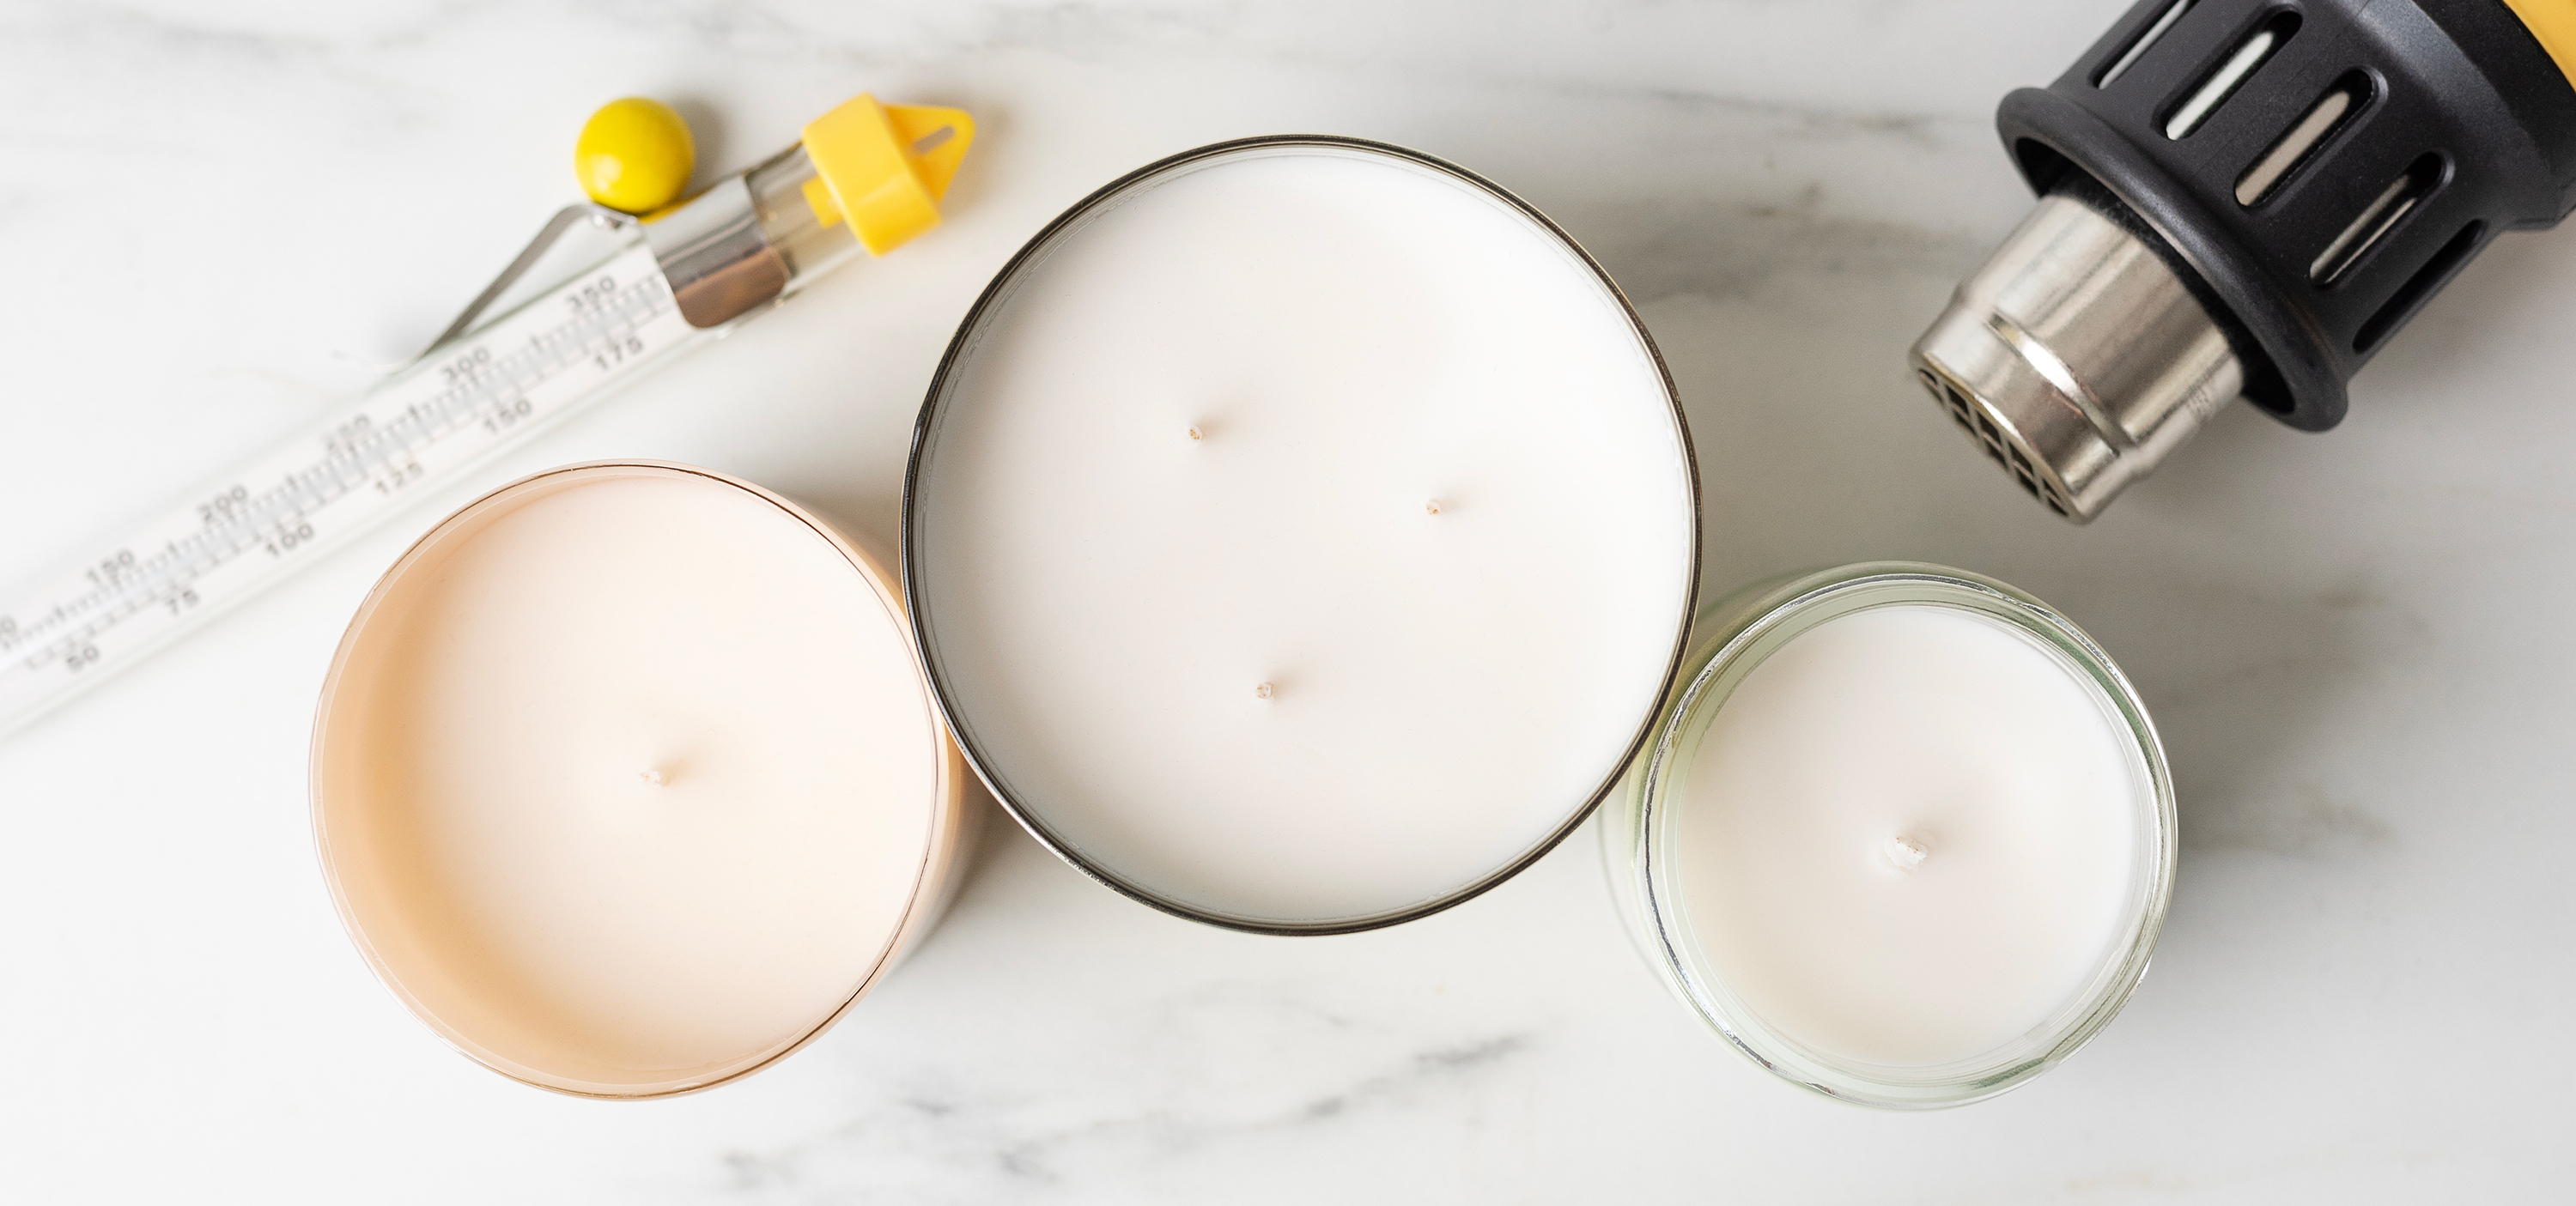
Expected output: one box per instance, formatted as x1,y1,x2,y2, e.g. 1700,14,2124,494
7,0,2573,1200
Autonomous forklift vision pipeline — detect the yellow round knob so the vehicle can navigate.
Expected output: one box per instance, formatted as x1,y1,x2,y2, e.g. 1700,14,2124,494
574,97,695,215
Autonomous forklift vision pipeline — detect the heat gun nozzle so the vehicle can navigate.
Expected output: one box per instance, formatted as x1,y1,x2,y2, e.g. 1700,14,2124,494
1910,191,2245,523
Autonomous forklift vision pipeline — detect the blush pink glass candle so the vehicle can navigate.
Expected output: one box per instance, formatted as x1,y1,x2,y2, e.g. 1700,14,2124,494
311,463,971,1097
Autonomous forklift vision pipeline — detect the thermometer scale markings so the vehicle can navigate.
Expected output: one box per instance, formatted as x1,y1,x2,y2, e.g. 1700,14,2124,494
0,242,694,733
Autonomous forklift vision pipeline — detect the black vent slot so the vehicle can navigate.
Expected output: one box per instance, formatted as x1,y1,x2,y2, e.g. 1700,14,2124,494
2312,152,2447,285
2164,9,2300,139
2095,0,2196,87
2237,71,2372,206
2354,221,2484,353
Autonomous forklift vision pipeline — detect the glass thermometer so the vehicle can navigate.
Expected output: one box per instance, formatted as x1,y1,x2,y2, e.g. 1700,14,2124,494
0,93,974,740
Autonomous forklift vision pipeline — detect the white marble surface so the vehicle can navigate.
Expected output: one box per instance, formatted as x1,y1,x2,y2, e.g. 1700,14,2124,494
5,0,2575,1199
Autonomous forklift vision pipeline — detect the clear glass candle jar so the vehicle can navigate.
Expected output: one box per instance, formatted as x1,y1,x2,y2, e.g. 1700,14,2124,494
1597,562,2176,1108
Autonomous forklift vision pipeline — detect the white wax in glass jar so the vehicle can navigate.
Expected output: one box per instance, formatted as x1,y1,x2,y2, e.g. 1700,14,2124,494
1668,603,2145,1070
312,465,966,1097
912,147,1694,926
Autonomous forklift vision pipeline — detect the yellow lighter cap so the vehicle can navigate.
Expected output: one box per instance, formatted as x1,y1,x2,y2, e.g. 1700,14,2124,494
797,94,976,256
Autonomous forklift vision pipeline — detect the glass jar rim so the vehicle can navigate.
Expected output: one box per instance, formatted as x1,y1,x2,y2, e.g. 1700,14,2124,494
1630,561,2177,1108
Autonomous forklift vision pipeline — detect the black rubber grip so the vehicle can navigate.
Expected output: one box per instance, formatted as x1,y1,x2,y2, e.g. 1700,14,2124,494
1996,0,2576,430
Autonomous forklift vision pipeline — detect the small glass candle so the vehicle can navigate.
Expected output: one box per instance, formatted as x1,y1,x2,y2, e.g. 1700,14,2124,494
1599,563,2174,1107
311,463,972,1098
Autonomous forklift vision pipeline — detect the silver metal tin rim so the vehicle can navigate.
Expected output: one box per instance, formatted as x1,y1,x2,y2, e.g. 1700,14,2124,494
900,134,1704,936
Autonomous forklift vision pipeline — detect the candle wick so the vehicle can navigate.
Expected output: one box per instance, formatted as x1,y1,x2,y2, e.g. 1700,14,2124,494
1883,834,1929,873
640,766,670,786
1425,499,1443,516
1187,425,1204,442
1254,681,1274,700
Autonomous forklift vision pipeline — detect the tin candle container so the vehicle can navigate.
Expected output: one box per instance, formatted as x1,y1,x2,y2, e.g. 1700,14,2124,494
311,463,973,1098
904,136,1699,934
1599,563,2175,1107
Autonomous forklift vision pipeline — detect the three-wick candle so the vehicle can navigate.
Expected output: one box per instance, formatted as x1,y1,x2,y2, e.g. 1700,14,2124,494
905,138,1698,931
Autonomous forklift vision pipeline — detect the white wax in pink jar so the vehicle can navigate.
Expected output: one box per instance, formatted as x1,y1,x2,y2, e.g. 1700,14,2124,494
312,464,968,1097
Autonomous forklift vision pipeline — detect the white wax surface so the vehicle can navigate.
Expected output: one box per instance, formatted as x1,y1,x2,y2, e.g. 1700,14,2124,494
1670,604,2144,1070
914,149,1693,924
314,470,950,1094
